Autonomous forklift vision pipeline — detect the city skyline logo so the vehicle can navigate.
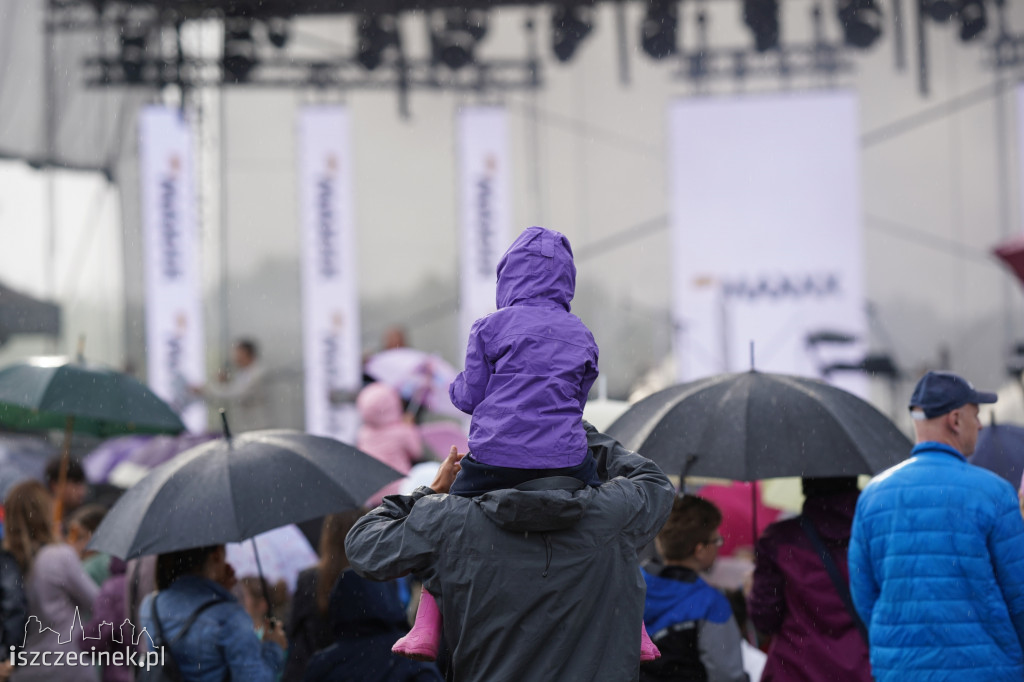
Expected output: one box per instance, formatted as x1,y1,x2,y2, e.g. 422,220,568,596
11,607,164,671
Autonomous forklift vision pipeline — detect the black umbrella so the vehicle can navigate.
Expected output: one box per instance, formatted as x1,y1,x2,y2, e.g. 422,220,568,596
88,428,401,560
606,371,912,482
969,422,1024,489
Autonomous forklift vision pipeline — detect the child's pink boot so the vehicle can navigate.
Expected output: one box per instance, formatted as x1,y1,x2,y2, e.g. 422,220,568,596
392,588,442,661
640,622,661,662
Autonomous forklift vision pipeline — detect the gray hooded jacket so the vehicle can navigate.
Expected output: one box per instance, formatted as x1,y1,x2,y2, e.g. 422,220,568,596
345,426,675,682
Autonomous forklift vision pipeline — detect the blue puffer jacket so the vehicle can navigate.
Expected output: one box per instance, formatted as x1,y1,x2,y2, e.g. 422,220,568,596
849,441,1024,681
140,575,284,682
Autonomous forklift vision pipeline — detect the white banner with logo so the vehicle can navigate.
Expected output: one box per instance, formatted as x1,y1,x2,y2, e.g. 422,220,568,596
139,106,207,432
668,91,868,396
299,105,361,443
456,106,511,354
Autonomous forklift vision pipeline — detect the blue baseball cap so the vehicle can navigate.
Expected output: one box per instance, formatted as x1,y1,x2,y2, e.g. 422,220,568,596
908,371,997,419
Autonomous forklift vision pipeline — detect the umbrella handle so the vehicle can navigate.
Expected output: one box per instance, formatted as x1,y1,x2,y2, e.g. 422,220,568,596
679,455,699,493
250,536,275,621
53,415,76,531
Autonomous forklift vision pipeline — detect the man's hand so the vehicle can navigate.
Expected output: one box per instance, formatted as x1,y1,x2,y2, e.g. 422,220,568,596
429,446,465,494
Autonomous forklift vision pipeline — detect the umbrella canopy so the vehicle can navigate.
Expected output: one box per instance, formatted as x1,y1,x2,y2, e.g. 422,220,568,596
365,348,461,417
0,433,54,500
0,359,185,437
226,524,319,593
88,429,402,559
969,422,1024,489
606,371,912,481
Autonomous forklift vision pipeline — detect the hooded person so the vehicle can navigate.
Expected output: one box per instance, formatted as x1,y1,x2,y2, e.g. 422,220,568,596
345,425,675,682
447,225,601,492
391,228,659,663
357,382,424,505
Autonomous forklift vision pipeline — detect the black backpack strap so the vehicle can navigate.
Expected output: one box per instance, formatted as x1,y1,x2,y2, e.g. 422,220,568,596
152,592,227,681
798,515,869,644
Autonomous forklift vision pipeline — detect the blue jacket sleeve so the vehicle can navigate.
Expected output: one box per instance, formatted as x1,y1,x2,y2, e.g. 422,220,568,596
848,497,878,629
449,319,491,415
987,486,1024,651
219,606,284,682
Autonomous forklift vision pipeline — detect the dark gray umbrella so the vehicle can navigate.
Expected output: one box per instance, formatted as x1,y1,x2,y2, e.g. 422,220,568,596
606,371,912,482
88,429,402,560
969,422,1024,488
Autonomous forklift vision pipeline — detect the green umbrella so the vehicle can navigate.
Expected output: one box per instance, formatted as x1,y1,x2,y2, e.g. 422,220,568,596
0,357,186,523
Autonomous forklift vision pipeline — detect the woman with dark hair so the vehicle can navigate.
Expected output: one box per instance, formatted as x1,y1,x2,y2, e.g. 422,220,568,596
283,510,364,682
5,481,97,682
748,477,871,682
139,544,286,682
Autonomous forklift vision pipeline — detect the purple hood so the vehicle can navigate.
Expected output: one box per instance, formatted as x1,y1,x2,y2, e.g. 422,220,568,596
495,226,576,311
450,226,599,469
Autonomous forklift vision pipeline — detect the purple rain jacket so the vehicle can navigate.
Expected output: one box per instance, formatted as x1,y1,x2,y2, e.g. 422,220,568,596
449,226,599,469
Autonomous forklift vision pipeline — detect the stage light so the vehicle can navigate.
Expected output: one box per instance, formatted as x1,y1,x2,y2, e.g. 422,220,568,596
640,0,679,60
222,17,257,83
743,0,780,52
837,0,883,48
119,28,146,83
924,0,957,22
356,13,400,71
552,4,594,63
430,9,489,70
266,17,290,49
958,0,987,41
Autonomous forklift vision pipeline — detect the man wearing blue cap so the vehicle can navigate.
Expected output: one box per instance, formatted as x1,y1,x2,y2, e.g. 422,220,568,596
849,371,1024,681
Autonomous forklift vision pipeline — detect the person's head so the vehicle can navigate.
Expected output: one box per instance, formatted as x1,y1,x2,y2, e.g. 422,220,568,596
495,226,577,312
356,382,405,429
66,504,107,558
801,477,860,498
44,457,88,513
155,544,232,591
233,339,258,369
317,508,367,614
382,326,407,350
2,480,56,572
908,371,997,455
655,495,724,572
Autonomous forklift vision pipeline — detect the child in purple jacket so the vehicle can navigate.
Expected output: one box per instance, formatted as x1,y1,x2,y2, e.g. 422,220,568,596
392,226,660,662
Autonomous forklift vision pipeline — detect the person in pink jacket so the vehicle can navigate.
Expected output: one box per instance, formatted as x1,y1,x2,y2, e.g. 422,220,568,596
357,382,424,505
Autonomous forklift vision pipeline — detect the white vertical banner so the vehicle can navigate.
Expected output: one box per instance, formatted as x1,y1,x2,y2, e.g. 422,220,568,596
298,105,361,443
1018,84,1024,233
669,91,868,396
139,106,207,432
457,106,511,353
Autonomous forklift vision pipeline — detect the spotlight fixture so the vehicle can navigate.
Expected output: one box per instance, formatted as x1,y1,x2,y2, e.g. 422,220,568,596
837,0,883,48
552,4,594,63
119,26,147,83
640,0,679,60
356,13,400,71
958,0,987,41
266,17,290,49
743,0,780,52
923,0,957,22
222,17,257,83
430,9,489,70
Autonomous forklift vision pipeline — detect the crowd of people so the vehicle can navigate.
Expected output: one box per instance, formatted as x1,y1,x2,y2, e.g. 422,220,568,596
1,226,1024,681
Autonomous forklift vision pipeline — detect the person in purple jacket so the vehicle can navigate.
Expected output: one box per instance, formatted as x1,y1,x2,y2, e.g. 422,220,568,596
392,226,659,663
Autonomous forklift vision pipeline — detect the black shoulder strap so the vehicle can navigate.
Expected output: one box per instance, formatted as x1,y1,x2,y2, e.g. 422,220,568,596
798,515,869,644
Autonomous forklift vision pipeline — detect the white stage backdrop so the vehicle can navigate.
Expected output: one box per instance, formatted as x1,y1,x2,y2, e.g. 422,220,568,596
299,106,361,443
669,91,868,396
139,106,207,432
457,106,511,354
